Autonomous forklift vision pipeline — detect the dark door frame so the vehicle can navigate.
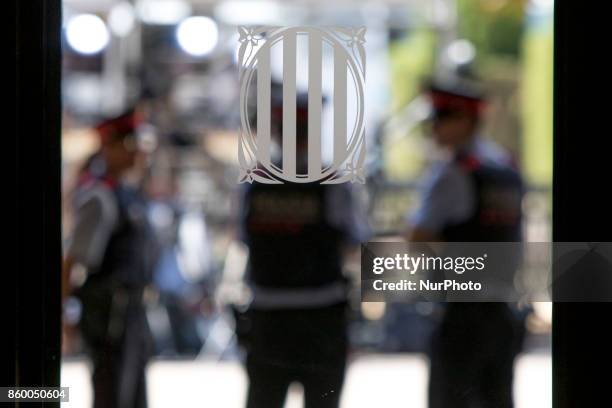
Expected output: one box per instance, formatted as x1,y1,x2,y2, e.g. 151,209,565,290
10,1,612,407
552,2,612,407
12,0,62,405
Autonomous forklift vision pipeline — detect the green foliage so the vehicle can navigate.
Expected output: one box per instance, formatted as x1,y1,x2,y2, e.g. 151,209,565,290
389,28,436,111
457,0,527,61
521,18,553,185
384,28,436,180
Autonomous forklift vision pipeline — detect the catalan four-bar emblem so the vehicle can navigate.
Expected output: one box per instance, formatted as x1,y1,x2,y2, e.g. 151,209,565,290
238,26,366,184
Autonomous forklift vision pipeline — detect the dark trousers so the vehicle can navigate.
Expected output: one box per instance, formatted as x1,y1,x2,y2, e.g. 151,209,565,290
161,292,203,354
246,358,345,408
428,303,524,408
243,303,348,408
90,343,148,408
81,296,151,408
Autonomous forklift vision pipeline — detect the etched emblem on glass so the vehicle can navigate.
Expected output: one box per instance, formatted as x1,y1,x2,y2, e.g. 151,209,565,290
238,26,366,184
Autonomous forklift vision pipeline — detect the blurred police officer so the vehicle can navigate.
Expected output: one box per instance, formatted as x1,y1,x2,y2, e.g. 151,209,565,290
405,79,525,408
64,109,157,408
237,91,369,408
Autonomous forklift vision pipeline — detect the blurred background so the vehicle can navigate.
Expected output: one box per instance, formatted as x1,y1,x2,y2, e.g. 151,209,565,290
60,0,553,406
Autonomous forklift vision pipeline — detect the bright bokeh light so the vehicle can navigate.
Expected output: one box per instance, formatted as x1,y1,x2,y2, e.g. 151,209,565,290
136,0,191,25
446,39,476,66
66,14,110,55
531,0,554,9
215,1,282,25
176,16,219,57
108,2,136,37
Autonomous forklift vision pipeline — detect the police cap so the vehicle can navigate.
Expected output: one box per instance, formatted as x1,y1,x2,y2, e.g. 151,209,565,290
95,108,142,143
426,77,486,119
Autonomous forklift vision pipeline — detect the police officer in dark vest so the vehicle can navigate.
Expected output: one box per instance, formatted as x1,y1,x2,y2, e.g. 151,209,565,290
237,91,369,408
405,79,525,408
64,109,157,408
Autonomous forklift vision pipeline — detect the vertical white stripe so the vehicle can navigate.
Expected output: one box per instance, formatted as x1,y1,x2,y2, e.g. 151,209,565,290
308,31,322,178
333,46,347,167
257,45,271,167
283,32,297,178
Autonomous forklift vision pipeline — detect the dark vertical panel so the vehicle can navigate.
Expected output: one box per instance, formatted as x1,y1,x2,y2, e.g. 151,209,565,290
11,0,62,404
7,0,18,391
553,2,612,408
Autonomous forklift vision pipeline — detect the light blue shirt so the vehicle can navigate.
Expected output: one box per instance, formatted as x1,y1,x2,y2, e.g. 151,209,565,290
409,137,513,234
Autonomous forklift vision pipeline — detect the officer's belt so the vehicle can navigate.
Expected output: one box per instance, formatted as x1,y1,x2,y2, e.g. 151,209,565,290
250,281,346,309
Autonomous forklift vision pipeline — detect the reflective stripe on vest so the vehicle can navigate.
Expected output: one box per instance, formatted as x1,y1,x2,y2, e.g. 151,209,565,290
249,280,346,309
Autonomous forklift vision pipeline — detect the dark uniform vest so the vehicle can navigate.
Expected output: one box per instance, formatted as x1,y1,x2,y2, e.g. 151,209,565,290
75,172,155,345
243,182,344,289
441,152,523,242
435,152,525,353
95,183,155,288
